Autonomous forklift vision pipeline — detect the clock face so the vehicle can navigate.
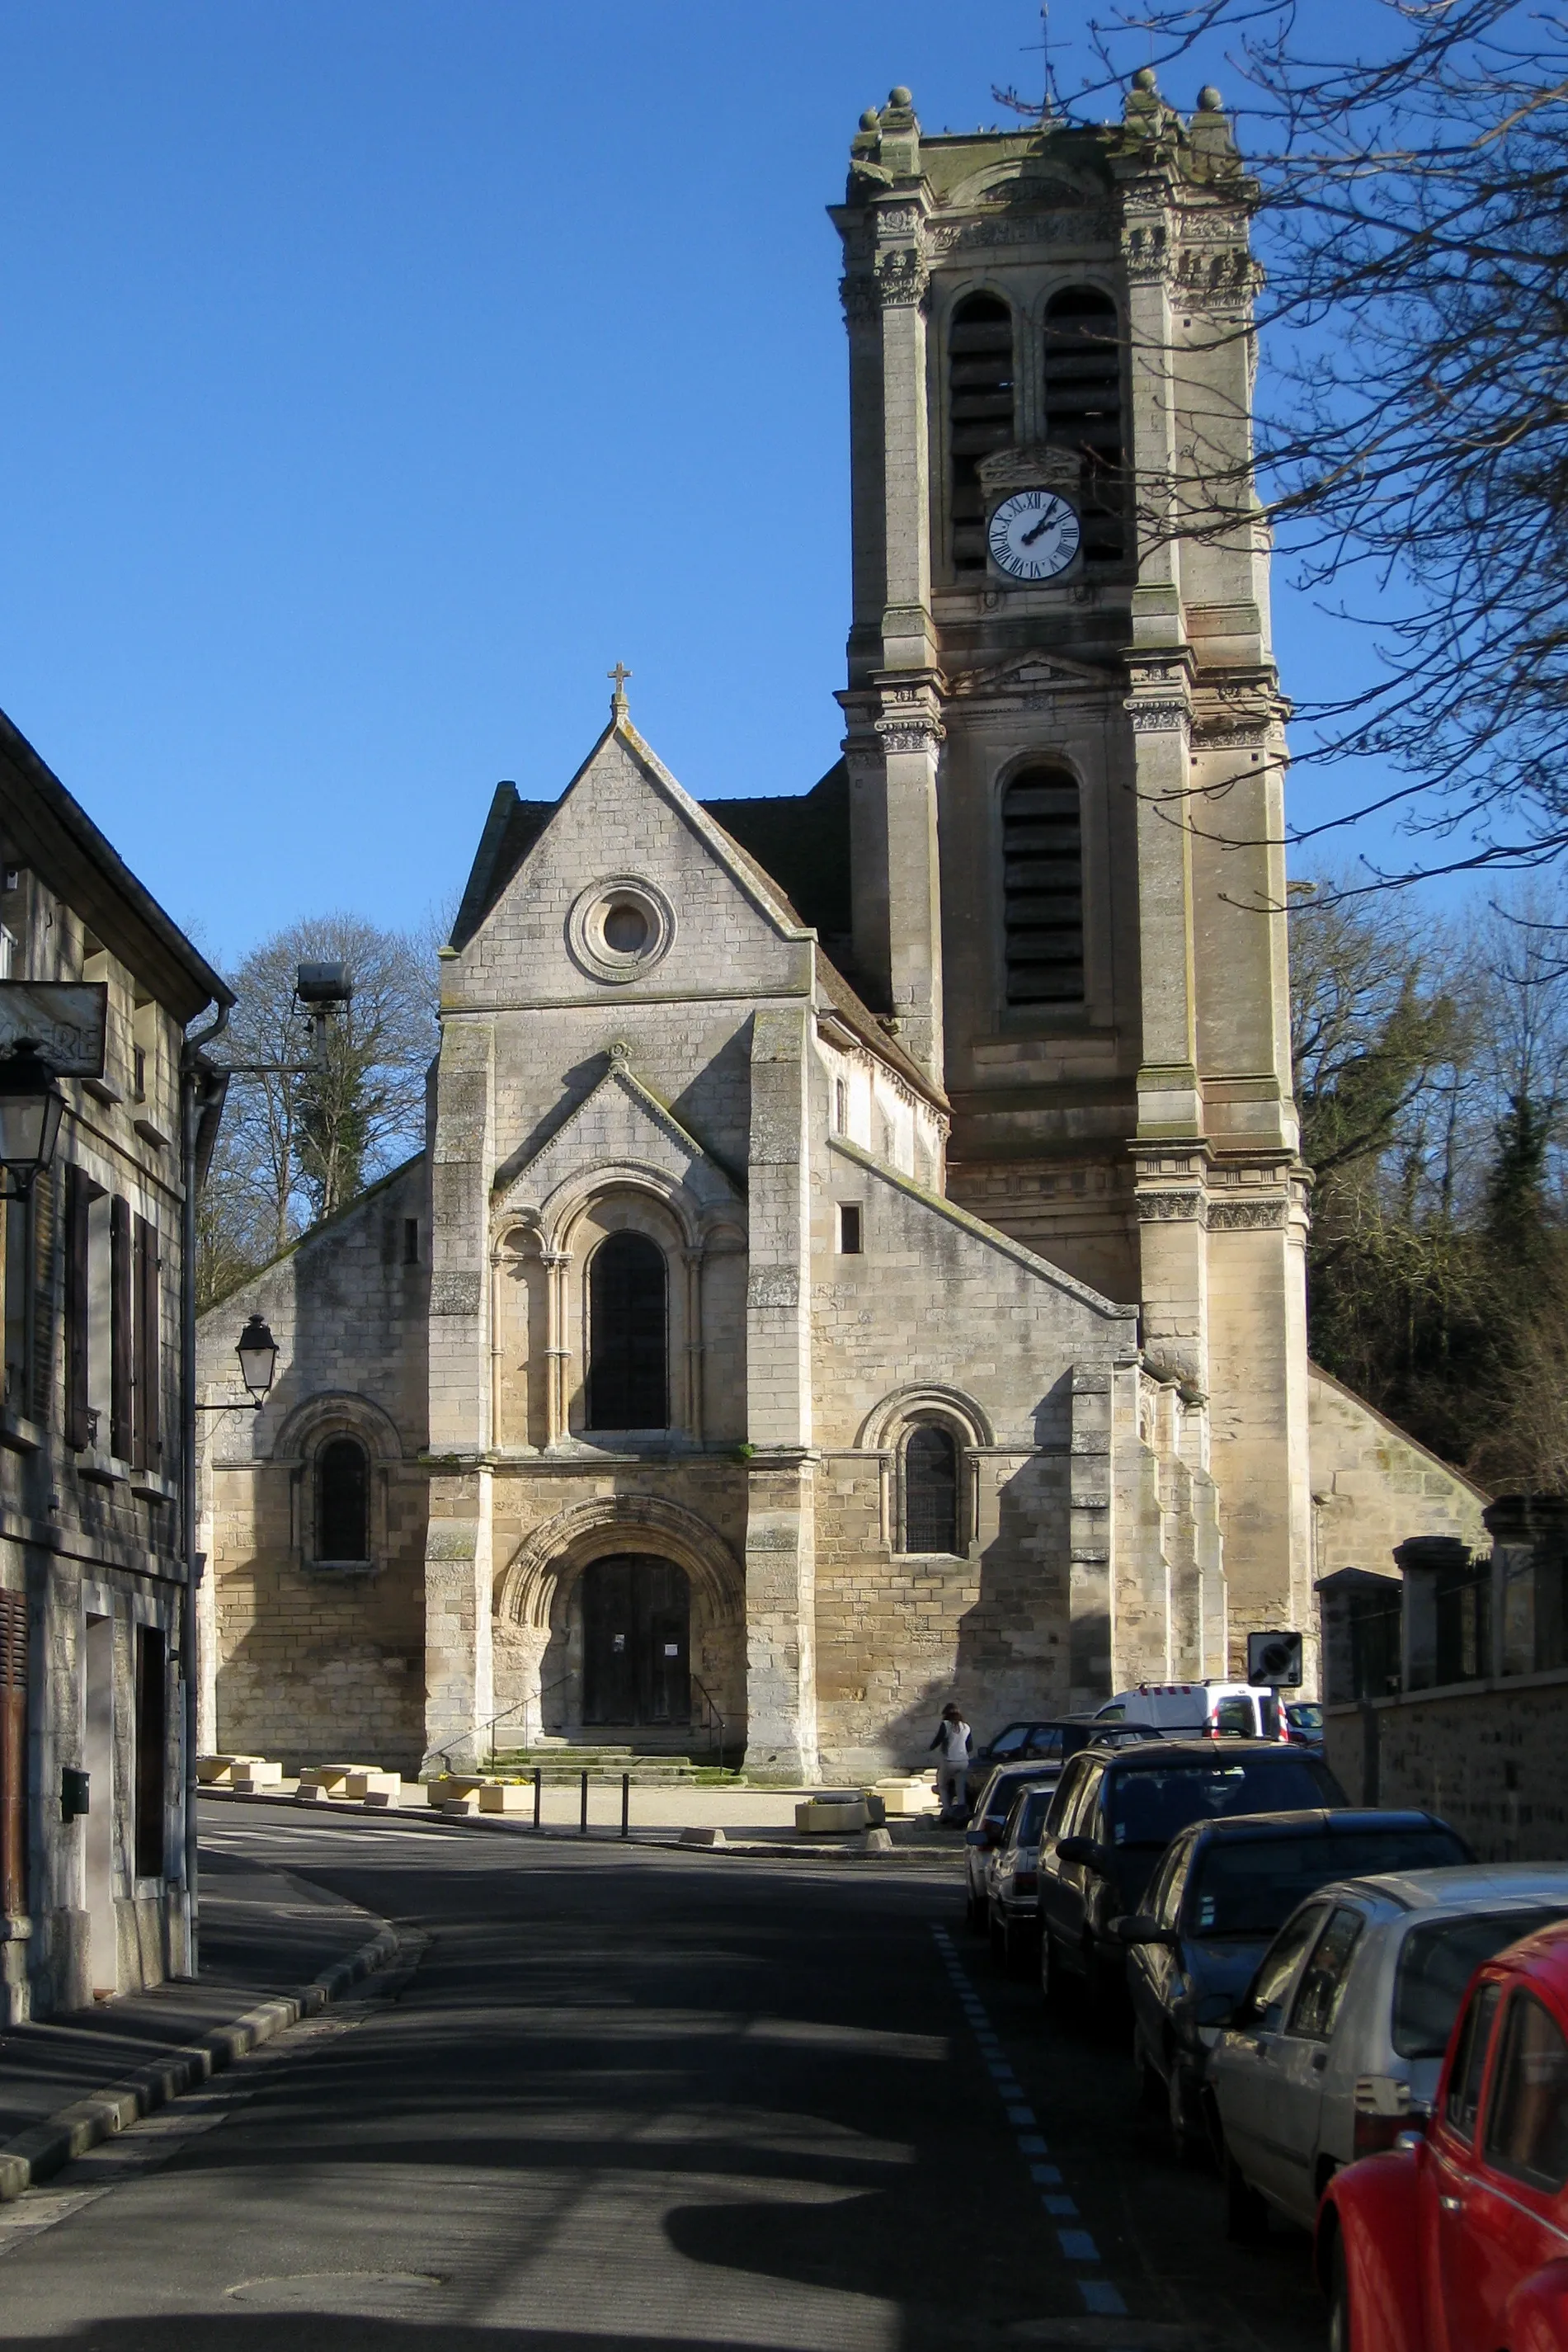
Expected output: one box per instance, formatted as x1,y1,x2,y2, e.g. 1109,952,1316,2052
986,489,1081,582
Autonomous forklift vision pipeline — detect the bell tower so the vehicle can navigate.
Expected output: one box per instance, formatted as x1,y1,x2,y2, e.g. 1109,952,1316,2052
831,74,1314,1663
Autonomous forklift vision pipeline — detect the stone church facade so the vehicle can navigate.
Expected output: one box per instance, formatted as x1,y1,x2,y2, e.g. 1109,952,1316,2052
196,77,1483,1781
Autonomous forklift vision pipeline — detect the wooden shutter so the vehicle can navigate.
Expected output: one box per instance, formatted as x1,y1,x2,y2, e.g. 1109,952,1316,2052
29,1169,54,1428
64,1164,92,1450
111,1195,133,1459
0,1588,24,1918
133,1624,167,1880
134,1217,159,1473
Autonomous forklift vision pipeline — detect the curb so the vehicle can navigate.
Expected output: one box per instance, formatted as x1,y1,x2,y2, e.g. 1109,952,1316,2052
0,1919,401,2204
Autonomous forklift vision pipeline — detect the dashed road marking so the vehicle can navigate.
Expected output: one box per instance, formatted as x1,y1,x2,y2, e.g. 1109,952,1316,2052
932,1922,1128,2321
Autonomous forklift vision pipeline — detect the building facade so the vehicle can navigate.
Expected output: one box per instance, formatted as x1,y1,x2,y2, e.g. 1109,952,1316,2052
197,76,1480,1784
0,707,232,2023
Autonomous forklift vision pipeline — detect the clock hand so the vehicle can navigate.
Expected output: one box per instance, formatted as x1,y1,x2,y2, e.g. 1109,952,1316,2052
1020,510,1060,546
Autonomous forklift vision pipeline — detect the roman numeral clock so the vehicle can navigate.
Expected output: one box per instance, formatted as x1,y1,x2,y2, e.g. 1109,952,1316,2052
986,487,1082,583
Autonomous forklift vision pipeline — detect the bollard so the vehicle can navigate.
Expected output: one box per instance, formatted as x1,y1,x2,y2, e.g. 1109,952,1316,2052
533,1767,542,1828
580,1769,589,1835
621,1770,630,1840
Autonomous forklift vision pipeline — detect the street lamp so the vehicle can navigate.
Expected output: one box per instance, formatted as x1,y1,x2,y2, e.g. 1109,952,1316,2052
235,1314,279,1405
196,1313,280,1414
0,1039,64,1199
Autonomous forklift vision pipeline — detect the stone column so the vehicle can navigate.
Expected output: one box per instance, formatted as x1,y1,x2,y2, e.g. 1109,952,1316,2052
742,1009,818,1779
421,1470,494,1775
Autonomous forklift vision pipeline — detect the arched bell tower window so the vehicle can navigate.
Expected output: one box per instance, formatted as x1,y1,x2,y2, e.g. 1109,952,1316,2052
1002,766,1085,1007
317,1436,370,1563
949,294,1015,572
1043,289,1125,563
903,1425,960,1555
586,1232,668,1430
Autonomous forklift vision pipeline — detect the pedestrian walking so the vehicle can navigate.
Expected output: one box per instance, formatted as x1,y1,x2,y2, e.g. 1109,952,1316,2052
930,1704,972,1817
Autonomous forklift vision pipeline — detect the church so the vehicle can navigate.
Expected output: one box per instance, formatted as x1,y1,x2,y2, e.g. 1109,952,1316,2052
195,76,1483,1782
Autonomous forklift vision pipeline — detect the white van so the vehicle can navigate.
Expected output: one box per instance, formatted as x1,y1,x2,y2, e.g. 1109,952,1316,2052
1092,1682,1288,1741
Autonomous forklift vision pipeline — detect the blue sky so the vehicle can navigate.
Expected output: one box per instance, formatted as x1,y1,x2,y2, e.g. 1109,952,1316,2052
0,0,1428,967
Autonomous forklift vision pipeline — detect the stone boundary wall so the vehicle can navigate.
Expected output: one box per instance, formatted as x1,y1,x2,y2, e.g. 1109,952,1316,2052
1325,1671,1568,1859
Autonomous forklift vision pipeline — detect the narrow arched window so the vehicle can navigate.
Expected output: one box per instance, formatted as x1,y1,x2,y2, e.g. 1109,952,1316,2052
1002,766,1084,1007
587,1232,668,1430
949,293,1015,572
317,1436,369,1562
905,1425,959,1554
1043,289,1124,562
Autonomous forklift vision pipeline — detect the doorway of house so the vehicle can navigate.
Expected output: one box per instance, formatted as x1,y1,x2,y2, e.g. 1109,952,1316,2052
581,1555,690,1727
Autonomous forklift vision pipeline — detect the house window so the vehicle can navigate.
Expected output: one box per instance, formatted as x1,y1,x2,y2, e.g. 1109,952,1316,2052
1043,288,1125,562
317,1435,370,1562
586,1232,667,1430
904,1424,960,1554
1002,766,1084,1007
838,1204,863,1255
949,293,1015,571
403,1218,420,1266
835,1079,849,1134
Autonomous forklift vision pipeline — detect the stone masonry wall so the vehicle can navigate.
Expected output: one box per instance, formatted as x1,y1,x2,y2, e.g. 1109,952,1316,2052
1325,1672,1568,1860
1309,1364,1488,1582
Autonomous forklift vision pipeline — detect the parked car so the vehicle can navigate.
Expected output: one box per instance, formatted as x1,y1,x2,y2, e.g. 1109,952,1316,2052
964,1718,1076,1808
963,1759,1065,1926
1210,1864,1568,2246
1123,1811,1472,2165
1316,1914,1568,2352
1284,1700,1326,1758
986,1781,1058,1973
1093,1684,1290,1741
1034,1737,1349,2011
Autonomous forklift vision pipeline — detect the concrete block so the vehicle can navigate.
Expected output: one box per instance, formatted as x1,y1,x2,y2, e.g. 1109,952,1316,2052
344,1771,402,1800
795,1798,869,1834
476,1783,530,1813
679,1826,727,1847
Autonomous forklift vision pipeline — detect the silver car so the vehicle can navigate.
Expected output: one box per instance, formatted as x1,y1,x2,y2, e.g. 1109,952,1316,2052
1206,1862,1568,2241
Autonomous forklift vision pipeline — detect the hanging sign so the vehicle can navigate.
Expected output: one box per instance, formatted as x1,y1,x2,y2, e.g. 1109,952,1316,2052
0,983,107,1077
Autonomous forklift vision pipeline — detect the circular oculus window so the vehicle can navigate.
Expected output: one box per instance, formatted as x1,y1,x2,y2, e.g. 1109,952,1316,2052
567,878,675,984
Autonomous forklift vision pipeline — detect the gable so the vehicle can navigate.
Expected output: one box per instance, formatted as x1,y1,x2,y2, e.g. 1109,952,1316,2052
450,719,817,1004
492,1045,743,1227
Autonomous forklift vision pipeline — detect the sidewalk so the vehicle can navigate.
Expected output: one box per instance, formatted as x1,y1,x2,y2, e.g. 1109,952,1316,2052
0,1841,398,2199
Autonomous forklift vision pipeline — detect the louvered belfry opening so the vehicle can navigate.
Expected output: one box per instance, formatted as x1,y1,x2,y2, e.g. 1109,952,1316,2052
949,293,1015,571
1043,288,1125,563
905,1425,960,1554
587,1231,668,1430
1002,766,1085,1007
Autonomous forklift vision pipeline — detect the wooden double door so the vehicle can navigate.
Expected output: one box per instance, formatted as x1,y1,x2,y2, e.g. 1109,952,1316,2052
581,1555,691,1726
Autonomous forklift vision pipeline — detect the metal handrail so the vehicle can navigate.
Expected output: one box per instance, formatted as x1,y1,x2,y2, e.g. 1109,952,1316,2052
691,1672,727,1773
430,1672,574,1776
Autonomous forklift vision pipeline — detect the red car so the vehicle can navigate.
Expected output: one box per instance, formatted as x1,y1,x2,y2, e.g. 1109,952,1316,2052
1316,1918,1568,2352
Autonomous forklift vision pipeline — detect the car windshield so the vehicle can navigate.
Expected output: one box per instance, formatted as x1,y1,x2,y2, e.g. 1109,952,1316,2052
984,1775,1038,1826
990,1726,1029,1756
1393,1907,1568,2058
1012,1789,1055,1845
1288,1704,1324,1732
1188,1826,1470,1938
1104,1756,1341,1850
1023,1727,1065,1756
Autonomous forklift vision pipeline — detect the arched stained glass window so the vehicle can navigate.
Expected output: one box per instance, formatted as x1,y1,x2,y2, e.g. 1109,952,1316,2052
949,293,1015,571
586,1232,668,1430
905,1425,959,1554
1002,767,1084,1007
1043,289,1125,563
317,1436,370,1562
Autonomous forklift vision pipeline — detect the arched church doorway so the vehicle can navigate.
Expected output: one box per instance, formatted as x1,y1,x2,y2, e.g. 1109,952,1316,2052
581,1555,690,1726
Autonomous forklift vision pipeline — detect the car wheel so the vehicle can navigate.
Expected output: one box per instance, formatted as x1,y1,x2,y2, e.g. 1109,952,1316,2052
989,1909,1007,1963
1223,2149,1270,2247
965,1883,986,1931
1039,1925,1065,2007
1326,2227,1351,2352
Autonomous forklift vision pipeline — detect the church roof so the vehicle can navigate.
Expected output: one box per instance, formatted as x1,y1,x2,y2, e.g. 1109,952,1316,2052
450,759,854,959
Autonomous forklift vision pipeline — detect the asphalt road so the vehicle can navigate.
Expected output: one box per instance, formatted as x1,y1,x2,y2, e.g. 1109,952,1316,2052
0,1808,1330,2352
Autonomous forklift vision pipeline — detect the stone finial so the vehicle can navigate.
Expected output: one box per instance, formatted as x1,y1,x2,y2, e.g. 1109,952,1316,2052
1198,84,1222,110
607,660,632,719
606,1039,632,1067
1187,85,1243,180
